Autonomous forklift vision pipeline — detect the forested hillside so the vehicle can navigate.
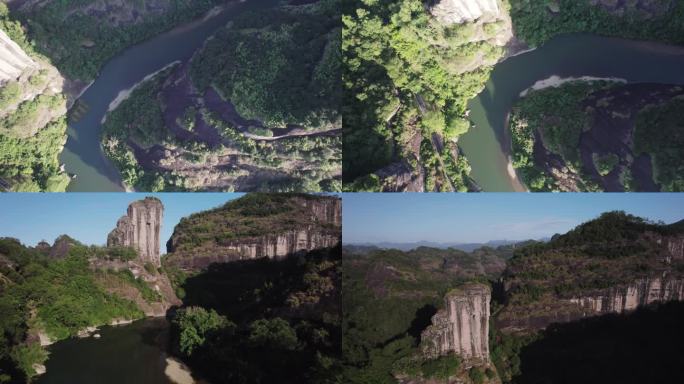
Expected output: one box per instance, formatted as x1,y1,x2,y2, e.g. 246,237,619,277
343,0,511,191
0,4,69,192
509,0,684,47
0,238,164,382
342,245,513,382
13,0,229,84
101,0,342,192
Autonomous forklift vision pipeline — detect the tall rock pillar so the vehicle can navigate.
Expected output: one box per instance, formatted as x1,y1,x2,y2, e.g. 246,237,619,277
107,197,163,266
421,283,491,362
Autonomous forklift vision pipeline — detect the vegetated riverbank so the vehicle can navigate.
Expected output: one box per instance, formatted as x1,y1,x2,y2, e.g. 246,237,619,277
508,80,684,192
99,0,341,193
460,32,684,192
36,318,200,384
343,0,514,192
56,0,282,192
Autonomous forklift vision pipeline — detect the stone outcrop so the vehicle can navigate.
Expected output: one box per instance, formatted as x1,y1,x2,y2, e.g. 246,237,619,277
168,229,341,271
569,277,684,316
107,197,163,266
49,235,80,259
431,0,501,25
421,283,491,362
663,235,684,261
165,194,341,271
0,29,36,83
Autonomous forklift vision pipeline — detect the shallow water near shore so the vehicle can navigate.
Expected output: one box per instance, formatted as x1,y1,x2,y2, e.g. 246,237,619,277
36,318,183,384
460,33,684,191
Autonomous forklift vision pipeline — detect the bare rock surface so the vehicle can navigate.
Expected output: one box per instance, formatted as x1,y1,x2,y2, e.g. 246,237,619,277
421,283,491,362
108,197,163,266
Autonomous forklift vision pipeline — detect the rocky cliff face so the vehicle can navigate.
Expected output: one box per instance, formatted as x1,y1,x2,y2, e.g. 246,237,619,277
663,235,684,261
569,277,684,315
431,0,501,25
421,284,491,362
91,257,181,317
0,29,36,83
165,194,341,271
498,213,684,332
107,197,163,266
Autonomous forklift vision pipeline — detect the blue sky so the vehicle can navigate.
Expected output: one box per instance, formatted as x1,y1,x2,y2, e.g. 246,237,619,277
0,193,243,251
343,193,684,244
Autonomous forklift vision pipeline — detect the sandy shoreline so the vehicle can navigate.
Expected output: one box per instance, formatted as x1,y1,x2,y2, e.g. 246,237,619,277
104,60,181,119
165,357,196,384
519,75,627,97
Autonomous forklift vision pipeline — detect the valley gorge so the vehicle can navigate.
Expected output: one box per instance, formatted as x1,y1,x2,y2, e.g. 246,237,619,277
344,0,684,192
343,212,684,384
0,192,342,383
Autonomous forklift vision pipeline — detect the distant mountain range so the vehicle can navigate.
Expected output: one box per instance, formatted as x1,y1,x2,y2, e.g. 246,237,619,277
344,239,547,252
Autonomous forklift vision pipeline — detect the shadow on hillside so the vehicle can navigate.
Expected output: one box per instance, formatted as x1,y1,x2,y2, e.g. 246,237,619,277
180,245,341,323
515,301,684,384
173,245,341,384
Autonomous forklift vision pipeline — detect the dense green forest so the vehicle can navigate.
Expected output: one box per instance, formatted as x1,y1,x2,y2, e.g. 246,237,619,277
101,65,176,192
633,97,684,192
103,66,341,192
191,0,340,129
15,0,228,82
342,246,511,383
509,0,684,47
0,238,151,383
168,247,341,383
0,4,70,192
509,81,612,192
502,211,684,316
342,0,506,190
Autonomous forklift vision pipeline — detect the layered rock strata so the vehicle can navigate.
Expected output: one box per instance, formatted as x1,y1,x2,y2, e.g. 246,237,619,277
107,197,163,266
165,194,341,271
421,283,491,362
569,277,684,315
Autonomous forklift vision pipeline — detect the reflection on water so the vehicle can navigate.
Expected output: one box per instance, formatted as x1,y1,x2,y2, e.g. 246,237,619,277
36,318,174,384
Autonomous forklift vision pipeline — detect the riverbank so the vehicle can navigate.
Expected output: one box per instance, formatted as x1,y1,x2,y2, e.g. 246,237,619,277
103,61,181,122
519,75,627,97
460,33,684,191
61,0,280,192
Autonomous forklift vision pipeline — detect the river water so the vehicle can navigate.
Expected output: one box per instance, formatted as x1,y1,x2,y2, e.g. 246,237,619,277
60,0,278,192
36,318,176,384
460,34,684,192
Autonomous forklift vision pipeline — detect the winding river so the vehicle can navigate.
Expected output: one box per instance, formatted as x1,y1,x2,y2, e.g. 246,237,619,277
459,34,684,192
35,318,187,384
60,0,278,192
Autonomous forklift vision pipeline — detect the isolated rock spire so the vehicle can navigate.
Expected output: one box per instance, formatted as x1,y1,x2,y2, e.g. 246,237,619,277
107,197,163,266
421,283,491,362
